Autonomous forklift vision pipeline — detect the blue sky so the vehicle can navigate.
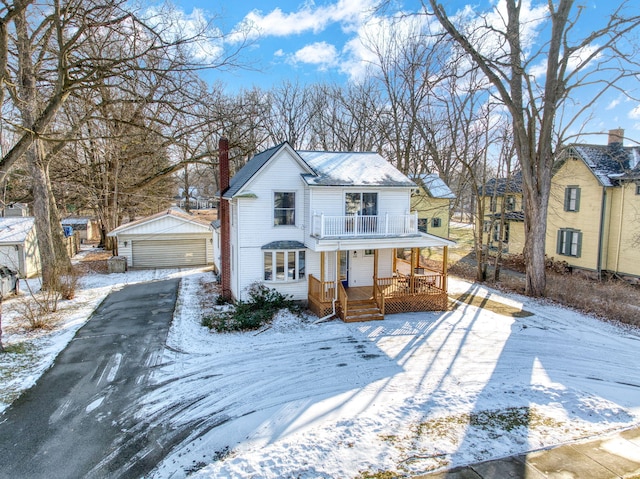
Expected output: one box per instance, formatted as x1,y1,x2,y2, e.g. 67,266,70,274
161,0,640,143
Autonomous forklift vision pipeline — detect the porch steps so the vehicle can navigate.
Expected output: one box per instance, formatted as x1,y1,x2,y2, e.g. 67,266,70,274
343,299,384,322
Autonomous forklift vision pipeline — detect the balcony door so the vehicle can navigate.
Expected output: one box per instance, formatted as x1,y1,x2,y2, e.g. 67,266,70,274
345,192,377,216
345,192,378,234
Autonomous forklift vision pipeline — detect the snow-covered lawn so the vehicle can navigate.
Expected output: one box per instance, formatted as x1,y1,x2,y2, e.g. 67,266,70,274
2,252,640,478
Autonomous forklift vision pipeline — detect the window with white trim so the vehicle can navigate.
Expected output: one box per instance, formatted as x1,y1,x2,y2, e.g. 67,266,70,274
263,250,305,281
505,195,516,211
557,228,582,257
274,192,295,226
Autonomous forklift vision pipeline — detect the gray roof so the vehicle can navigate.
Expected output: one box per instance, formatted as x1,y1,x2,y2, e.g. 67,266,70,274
414,173,456,199
298,151,415,187
567,144,640,185
480,171,523,196
222,143,289,199
261,241,306,250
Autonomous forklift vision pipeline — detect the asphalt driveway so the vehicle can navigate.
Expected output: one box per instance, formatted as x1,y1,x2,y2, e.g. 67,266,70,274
0,278,180,479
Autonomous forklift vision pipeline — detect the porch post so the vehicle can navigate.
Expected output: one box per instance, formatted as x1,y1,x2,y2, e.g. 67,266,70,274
411,247,418,294
392,248,397,273
320,251,326,282
442,246,448,293
373,249,379,299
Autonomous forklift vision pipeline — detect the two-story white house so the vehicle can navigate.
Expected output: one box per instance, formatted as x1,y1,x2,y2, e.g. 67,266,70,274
213,140,455,322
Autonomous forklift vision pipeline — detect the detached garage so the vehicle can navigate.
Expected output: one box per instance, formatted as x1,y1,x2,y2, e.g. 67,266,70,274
108,209,213,269
0,217,41,278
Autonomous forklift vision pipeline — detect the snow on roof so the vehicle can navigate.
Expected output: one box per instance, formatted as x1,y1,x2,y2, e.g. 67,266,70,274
568,144,640,185
480,171,523,196
0,217,35,244
223,143,288,199
108,208,211,236
415,173,456,199
299,151,415,187
62,217,93,225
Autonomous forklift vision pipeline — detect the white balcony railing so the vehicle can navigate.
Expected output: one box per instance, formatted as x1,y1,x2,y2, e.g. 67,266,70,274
312,212,419,238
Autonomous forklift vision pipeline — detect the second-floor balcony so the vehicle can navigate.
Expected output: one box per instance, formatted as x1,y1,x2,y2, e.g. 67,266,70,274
312,212,419,239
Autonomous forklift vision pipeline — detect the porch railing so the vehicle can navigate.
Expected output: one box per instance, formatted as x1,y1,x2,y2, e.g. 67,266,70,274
373,282,385,316
308,274,335,303
377,271,444,297
338,282,348,320
312,212,418,238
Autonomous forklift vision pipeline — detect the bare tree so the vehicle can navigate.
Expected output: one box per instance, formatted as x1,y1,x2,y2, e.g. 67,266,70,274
427,0,640,296
1,0,249,284
307,82,386,152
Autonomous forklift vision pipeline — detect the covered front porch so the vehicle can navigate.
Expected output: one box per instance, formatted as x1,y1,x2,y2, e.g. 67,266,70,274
308,246,450,322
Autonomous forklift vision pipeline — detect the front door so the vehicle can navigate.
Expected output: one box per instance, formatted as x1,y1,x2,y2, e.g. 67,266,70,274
339,250,349,288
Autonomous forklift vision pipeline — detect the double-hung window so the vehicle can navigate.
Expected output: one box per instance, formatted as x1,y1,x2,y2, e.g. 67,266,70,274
564,186,581,212
636,183,640,195
431,217,442,228
274,192,295,226
263,250,305,282
557,228,582,257
505,195,516,211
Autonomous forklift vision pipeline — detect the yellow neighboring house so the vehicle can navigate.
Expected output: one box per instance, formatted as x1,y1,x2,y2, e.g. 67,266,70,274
479,172,526,255
411,173,455,238
546,129,640,280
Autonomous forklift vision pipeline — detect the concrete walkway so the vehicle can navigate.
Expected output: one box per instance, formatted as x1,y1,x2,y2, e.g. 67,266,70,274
415,426,640,478
0,279,180,479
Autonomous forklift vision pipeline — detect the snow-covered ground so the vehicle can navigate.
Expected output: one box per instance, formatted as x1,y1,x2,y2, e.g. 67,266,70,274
2,251,640,478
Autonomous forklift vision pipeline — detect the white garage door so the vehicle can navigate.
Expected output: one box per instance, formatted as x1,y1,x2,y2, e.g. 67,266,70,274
131,239,207,268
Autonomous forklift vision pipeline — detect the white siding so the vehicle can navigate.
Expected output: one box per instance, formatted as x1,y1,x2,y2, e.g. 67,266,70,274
118,216,210,236
349,250,374,287
309,187,413,216
0,228,41,278
346,248,394,286
24,227,41,277
0,246,20,273
234,150,309,300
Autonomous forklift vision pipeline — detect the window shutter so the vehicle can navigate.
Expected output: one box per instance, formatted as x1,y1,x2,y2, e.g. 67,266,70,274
556,230,563,255
574,188,581,211
576,231,582,258
564,188,570,211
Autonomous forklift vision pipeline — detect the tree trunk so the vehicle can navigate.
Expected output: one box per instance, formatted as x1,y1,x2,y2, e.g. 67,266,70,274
523,188,549,296
15,10,70,288
0,297,4,353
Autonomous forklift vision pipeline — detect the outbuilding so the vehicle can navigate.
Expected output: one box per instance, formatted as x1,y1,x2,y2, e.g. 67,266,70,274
0,217,41,278
108,209,213,269
61,217,100,243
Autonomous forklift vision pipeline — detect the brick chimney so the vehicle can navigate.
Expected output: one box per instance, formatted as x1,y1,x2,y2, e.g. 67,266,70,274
608,128,624,147
219,137,232,301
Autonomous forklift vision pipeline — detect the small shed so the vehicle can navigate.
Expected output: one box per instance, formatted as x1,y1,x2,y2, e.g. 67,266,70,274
61,217,100,243
107,209,213,269
0,217,41,278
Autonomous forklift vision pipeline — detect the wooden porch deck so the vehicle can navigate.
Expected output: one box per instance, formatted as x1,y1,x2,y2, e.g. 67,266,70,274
308,272,449,322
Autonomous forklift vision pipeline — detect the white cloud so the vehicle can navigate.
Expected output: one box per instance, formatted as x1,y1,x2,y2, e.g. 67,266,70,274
606,98,621,110
230,0,379,42
143,5,224,63
291,42,339,69
629,104,640,120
